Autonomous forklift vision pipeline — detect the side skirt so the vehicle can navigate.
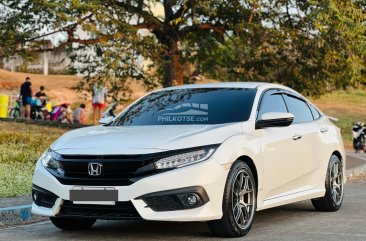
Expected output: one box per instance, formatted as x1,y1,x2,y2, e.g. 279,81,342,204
257,187,325,211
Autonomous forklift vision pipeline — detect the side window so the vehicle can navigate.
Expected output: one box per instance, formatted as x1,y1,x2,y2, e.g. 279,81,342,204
309,104,321,120
284,95,313,123
258,90,288,119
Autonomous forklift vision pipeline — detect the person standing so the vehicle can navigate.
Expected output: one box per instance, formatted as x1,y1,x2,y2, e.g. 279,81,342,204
92,84,108,125
19,77,33,119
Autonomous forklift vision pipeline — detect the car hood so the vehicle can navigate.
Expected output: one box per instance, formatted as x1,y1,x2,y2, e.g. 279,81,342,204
51,123,243,155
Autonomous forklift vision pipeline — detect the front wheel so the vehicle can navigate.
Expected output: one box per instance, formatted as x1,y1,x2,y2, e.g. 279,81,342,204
50,217,96,230
9,108,20,119
311,154,344,211
207,161,257,237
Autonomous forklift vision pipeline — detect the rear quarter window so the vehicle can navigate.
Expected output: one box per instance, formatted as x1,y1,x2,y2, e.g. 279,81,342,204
309,104,321,120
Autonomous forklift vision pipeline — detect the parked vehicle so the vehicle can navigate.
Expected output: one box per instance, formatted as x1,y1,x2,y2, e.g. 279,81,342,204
352,122,366,153
9,98,21,119
31,83,346,237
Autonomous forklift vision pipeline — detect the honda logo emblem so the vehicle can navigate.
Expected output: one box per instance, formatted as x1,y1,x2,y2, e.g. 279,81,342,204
88,163,103,176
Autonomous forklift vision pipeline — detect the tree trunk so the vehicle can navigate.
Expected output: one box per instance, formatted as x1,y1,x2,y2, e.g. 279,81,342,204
163,40,183,87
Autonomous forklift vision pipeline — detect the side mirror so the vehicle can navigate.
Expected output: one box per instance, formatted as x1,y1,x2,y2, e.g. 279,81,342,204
256,112,294,129
99,116,114,125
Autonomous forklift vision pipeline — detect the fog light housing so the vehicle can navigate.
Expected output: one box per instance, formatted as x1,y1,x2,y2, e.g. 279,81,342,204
32,192,38,202
138,186,209,212
32,185,58,208
181,193,200,207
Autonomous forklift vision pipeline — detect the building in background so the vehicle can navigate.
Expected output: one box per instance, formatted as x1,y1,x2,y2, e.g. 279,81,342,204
2,2,165,76
2,41,71,76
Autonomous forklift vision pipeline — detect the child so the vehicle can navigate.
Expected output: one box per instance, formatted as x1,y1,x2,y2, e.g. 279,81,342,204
73,103,86,124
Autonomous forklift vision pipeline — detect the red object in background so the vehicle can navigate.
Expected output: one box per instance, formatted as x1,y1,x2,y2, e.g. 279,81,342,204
92,103,105,110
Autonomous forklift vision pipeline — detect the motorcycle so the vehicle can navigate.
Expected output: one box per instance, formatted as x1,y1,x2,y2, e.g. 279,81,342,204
352,122,366,153
30,98,49,120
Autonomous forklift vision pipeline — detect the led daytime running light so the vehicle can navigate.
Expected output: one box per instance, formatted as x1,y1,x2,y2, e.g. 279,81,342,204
154,148,216,169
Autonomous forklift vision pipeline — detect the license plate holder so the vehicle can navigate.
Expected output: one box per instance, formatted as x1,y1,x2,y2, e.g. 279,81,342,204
70,187,118,201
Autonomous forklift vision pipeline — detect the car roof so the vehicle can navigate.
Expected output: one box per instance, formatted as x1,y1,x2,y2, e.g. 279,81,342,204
161,82,298,93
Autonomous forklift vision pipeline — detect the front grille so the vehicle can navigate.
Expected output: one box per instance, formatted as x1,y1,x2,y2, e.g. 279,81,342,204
143,196,183,211
36,193,58,208
49,145,220,186
57,201,141,220
51,154,158,186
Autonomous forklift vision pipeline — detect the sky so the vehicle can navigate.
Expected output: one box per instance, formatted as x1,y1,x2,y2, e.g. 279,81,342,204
51,1,165,46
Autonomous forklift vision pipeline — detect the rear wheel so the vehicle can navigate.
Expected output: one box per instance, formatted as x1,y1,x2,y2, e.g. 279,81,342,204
207,161,256,237
50,217,96,230
311,154,344,211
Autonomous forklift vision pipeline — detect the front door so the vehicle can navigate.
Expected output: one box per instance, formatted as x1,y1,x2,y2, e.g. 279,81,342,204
256,89,306,200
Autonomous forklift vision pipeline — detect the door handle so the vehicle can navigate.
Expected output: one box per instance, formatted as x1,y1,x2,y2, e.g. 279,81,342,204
292,134,303,141
320,127,329,133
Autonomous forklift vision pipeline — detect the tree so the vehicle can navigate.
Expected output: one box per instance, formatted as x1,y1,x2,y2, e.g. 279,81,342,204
196,0,366,96
0,1,255,87
0,0,365,98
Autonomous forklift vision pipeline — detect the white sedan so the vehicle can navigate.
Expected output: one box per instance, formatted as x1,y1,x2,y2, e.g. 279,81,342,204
32,82,345,237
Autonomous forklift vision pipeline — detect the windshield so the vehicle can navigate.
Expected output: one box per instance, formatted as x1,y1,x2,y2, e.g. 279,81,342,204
111,88,257,126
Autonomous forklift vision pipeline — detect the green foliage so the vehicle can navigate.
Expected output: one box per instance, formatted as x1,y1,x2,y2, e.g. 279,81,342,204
198,0,366,96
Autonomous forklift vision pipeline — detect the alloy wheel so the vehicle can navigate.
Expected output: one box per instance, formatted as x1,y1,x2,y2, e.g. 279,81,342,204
231,169,255,230
330,161,343,206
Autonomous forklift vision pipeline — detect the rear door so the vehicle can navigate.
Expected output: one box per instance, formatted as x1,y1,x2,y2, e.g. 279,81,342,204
282,94,322,190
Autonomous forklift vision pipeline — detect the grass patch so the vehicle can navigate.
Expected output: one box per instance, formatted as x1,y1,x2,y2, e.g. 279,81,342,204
0,162,34,197
0,122,66,197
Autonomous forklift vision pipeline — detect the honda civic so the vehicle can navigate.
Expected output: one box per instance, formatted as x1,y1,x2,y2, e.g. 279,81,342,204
32,82,345,237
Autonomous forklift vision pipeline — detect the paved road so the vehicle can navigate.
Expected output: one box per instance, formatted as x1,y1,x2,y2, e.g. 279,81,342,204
347,152,366,169
1,179,365,241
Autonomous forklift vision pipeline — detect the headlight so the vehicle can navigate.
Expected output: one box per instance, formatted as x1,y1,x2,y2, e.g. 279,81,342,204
154,147,217,170
40,149,63,172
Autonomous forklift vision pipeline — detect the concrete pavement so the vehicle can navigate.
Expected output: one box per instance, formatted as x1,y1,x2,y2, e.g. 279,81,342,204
0,179,365,241
347,152,366,169
0,196,32,208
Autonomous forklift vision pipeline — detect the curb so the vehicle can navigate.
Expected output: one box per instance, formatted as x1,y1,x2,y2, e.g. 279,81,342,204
0,204,46,228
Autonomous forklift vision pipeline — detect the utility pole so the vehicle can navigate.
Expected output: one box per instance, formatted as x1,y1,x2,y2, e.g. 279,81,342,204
43,51,48,76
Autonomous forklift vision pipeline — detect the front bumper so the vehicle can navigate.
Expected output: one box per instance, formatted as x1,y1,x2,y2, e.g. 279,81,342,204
32,157,228,222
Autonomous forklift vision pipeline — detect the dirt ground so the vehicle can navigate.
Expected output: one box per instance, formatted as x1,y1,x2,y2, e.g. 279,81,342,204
0,69,152,105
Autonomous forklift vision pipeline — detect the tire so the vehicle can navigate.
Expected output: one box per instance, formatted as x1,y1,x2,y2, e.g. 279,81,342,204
50,217,96,230
9,108,20,119
36,111,44,120
30,110,36,120
311,154,344,211
207,161,257,237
